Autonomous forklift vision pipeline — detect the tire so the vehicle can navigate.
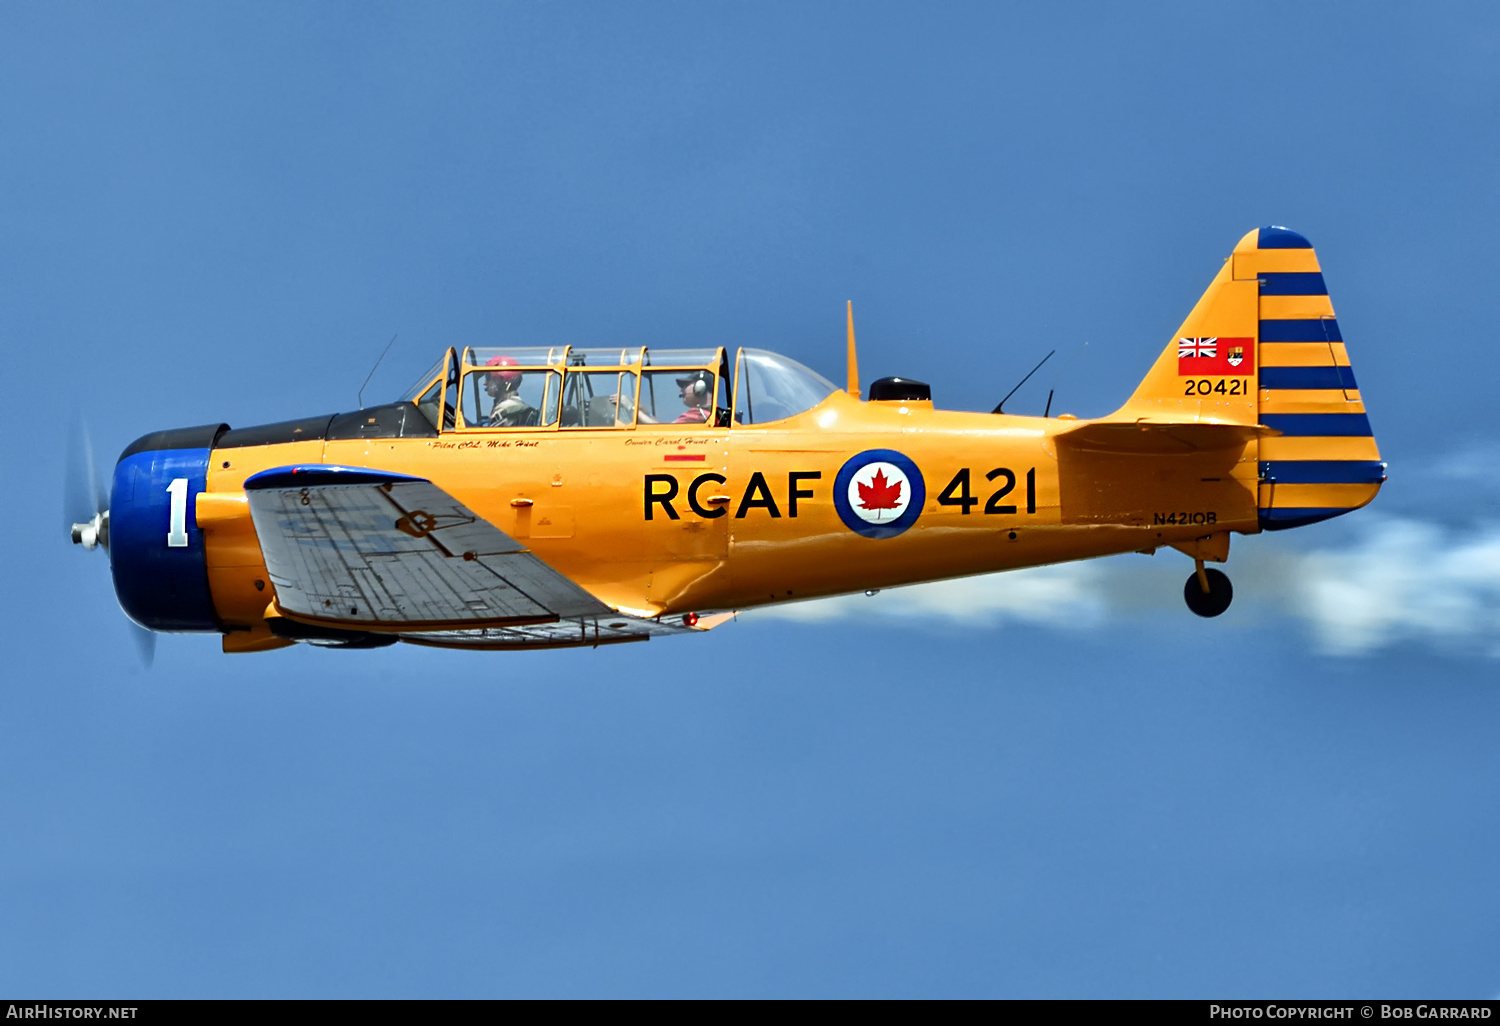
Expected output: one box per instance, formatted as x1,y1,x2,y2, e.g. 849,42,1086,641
1184,568,1233,618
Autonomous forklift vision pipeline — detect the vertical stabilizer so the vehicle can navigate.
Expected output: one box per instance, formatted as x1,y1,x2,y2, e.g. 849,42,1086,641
1116,240,1260,426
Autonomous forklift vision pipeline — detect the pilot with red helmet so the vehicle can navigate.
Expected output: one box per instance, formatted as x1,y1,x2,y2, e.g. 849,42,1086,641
484,355,537,427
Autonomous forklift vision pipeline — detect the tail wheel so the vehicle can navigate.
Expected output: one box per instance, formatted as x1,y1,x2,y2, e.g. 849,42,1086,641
1184,567,1233,618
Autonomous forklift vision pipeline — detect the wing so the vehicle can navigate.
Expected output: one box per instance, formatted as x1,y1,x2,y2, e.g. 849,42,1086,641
243,465,612,630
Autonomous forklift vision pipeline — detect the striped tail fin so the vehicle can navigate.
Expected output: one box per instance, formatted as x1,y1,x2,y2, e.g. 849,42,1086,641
1109,226,1384,532
1235,226,1385,530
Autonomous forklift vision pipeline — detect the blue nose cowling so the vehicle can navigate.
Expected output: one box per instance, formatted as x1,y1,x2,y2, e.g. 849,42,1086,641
110,424,227,633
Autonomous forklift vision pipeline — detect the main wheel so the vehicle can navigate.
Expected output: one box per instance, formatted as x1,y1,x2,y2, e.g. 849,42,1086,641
1184,567,1233,617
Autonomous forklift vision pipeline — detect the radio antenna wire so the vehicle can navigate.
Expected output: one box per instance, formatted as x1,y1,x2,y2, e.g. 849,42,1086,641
992,349,1054,414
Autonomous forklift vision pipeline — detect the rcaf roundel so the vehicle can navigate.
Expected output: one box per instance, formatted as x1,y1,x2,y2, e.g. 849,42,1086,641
833,449,926,539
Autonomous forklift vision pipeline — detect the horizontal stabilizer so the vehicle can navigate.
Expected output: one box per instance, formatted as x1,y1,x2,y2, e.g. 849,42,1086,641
1057,421,1277,455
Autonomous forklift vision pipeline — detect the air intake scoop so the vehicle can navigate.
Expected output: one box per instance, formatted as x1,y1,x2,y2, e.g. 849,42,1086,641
868,377,931,402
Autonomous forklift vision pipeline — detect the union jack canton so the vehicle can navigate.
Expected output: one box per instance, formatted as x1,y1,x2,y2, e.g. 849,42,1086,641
1178,336,1217,359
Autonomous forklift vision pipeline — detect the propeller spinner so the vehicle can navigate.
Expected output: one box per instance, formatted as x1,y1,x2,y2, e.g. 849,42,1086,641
65,417,109,548
65,417,155,667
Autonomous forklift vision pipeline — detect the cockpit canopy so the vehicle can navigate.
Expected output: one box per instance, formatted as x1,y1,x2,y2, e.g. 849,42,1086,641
399,346,838,432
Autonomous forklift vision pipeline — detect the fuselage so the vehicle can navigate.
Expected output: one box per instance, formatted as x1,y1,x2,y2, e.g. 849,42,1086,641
174,390,1259,633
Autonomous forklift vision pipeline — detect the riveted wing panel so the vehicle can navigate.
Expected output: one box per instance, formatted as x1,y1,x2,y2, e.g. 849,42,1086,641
244,468,612,628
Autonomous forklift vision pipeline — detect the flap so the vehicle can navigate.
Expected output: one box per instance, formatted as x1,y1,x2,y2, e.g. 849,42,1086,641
243,465,612,630
397,612,731,651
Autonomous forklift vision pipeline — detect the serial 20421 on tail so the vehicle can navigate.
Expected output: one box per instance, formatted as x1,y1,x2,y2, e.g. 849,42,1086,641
69,226,1382,654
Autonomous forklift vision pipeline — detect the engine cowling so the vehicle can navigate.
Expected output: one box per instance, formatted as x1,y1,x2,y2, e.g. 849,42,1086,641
110,424,227,633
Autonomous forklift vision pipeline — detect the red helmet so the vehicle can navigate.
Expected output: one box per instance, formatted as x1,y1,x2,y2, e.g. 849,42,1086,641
484,354,521,384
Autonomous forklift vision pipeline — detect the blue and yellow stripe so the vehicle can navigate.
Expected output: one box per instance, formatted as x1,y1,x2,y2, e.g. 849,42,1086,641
1236,226,1385,530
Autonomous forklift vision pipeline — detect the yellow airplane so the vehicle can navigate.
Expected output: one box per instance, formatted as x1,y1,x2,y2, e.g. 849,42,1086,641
67,226,1382,654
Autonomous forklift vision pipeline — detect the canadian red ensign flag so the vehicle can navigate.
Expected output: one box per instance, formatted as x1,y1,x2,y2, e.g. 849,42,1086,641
1177,337,1254,376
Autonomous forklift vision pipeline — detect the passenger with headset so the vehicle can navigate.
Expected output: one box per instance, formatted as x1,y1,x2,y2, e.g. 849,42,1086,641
671,370,714,424
635,370,715,424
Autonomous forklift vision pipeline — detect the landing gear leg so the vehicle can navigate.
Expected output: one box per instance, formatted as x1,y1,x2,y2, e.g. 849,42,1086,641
1184,558,1233,617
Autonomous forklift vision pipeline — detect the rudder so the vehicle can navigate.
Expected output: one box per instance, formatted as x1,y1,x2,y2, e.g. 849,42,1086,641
1237,226,1384,530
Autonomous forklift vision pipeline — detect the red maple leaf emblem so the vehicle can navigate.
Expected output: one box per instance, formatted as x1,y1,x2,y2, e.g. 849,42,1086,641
857,468,903,511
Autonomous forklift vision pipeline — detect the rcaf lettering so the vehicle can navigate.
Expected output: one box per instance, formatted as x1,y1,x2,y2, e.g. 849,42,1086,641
645,471,824,521
644,474,681,521
788,471,821,517
736,472,780,519
687,473,727,519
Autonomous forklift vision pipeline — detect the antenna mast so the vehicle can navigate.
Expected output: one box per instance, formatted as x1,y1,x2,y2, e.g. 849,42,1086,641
358,334,398,409
846,302,860,398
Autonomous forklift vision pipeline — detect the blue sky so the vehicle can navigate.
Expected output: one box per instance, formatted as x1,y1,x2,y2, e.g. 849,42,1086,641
3,1,1499,997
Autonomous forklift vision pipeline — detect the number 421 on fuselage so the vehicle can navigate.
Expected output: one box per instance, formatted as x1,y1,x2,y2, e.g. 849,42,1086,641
69,226,1384,654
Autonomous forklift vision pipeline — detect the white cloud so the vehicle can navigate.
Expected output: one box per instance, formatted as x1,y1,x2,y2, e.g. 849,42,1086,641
743,518,1500,658
751,560,1110,629
1294,519,1500,656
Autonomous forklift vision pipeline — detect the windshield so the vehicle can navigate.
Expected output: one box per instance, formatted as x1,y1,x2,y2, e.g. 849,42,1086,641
400,355,448,402
733,349,839,425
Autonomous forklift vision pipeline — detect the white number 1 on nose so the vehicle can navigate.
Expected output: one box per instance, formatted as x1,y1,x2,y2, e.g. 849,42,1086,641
166,477,189,548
